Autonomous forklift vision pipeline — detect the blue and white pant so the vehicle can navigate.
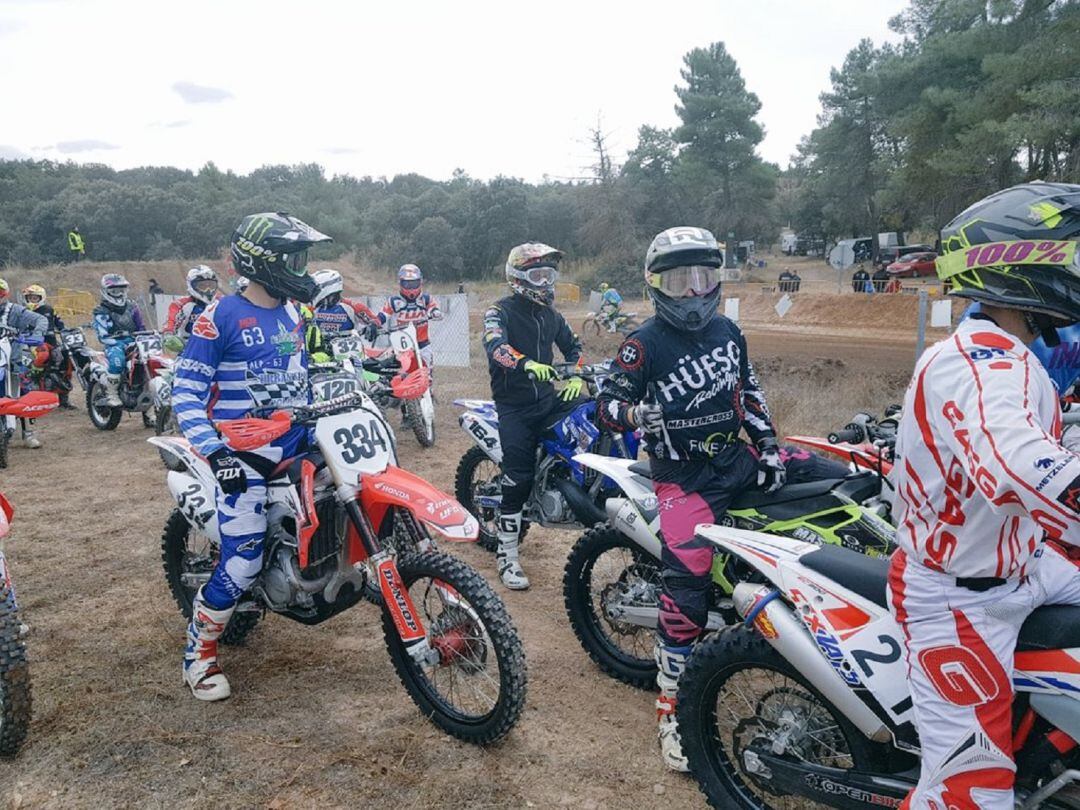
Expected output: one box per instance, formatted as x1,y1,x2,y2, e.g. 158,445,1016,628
202,426,308,610
105,337,133,374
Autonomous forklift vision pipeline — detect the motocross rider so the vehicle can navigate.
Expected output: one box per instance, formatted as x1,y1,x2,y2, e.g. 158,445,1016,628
890,183,1080,809
23,284,74,409
163,266,221,353
596,226,786,771
379,264,442,371
171,212,330,701
0,278,48,447
482,243,584,590
92,273,146,408
598,282,623,331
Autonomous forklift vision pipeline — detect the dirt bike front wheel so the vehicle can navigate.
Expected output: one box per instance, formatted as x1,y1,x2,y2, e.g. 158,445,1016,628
0,583,31,757
406,398,436,448
86,382,121,431
677,629,889,809
160,509,261,645
383,552,527,744
582,316,601,337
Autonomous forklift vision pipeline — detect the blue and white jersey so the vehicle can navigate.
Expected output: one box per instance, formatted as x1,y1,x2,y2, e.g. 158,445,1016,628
172,295,309,456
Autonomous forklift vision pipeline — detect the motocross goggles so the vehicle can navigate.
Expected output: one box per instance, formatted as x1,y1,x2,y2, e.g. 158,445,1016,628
400,278,422,291
192,278,218,296
283,249,309,275
518,265,559,287
647,264,721,298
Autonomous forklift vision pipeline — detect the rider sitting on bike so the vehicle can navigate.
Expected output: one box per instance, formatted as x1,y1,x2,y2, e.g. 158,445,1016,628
92,274,146,408
889,183,1080,809
598,282,623,331
483,242,584,590
0,278,48,447
306,269,380,364
379,264,441,371
163,266,222,353
596,226,786,772
171,212,330,702
23,284,74,410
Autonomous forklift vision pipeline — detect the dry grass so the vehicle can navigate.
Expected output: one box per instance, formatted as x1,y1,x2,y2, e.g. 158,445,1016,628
0,267,918,809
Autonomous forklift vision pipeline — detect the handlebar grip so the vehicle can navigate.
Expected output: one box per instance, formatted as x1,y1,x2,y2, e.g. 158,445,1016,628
829,426,864,444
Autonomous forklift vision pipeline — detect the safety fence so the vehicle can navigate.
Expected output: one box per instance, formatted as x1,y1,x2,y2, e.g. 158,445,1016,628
51,288,96,318
555,282,580,303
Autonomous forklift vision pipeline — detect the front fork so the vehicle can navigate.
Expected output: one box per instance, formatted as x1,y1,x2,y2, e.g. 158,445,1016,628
340,496,439,667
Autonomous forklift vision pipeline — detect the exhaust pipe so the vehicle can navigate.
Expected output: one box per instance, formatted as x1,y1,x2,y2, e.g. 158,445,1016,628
553,478,606,526
733,583,890,743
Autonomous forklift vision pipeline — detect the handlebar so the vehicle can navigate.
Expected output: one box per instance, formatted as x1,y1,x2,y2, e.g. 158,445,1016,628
828,426,865,445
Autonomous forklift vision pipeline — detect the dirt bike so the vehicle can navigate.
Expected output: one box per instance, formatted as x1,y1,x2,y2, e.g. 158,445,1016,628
562,451,895,690
148,391,527,744
85,330,173,431
0,326,59,468
787,408,901,480
453,362,641,552
360,323,436,448
583,310,640,336
0,491,31,757
677,526,1080,809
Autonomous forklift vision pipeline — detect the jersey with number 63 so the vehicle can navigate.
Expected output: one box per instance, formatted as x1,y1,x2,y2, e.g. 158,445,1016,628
171,295,310,457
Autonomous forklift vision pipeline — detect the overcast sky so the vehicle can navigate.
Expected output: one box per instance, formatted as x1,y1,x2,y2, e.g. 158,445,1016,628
0,0,906,182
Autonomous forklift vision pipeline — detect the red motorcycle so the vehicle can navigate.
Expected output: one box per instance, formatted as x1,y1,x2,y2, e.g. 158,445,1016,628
149,391,526,744
0,391,58,469
0,491,31,757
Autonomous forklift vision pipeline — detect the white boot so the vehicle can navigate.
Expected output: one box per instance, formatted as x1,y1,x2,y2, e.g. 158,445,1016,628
103,374,122,408
183,589,234,701
496,512,529,590
656,643,692,772
19,431,41,449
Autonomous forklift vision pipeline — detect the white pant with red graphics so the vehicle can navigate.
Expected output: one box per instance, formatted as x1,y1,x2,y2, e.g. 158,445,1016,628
889,545,1080,810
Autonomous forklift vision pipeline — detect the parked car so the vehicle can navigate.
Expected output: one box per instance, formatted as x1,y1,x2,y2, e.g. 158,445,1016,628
886,250,938,278
877,243,933,268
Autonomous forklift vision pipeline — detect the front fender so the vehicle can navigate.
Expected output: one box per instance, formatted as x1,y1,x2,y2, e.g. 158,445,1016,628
362,465,479,542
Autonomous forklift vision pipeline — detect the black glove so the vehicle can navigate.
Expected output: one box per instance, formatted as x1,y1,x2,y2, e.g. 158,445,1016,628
364,323,379,343
208,449,247,495
756,440,786,494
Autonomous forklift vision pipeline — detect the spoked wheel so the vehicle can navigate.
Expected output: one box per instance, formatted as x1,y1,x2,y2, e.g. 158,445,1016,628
384,552,527,744
407,396,436,448
563,525,660,689
160,509,260,645
453,446,528,553
0,583,31,757
154,405,185,471
677,630,887,809
0,429,8,470
86,382,121,431
583,316,601,337
616,317,640,334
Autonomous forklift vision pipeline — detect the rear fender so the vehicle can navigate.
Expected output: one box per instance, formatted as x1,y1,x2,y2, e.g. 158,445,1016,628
573,453,653,501
606,497,661,558
458,410,502,462
166,470,221,543
147,435,199,471
361,465,479,541
694,524,816,590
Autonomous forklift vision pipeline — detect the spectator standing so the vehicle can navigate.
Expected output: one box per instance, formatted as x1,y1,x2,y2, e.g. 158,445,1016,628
67,227,85,262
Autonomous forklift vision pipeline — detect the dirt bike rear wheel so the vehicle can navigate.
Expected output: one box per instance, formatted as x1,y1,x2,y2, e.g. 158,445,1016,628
154,405,185,471
453,446,528,553
86,382,121,431
563,525,660,690
0,583,31,757
678,629,887,809
383,551,527,744
160,509,260,646
0,430,7,470
406,399,436,448
617,317,640,334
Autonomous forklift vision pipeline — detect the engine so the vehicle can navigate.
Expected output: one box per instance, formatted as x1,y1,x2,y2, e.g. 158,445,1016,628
260,497,342,610
537,488,572,525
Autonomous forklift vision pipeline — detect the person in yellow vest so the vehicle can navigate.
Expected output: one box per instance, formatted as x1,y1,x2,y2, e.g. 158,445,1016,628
67,227,85,262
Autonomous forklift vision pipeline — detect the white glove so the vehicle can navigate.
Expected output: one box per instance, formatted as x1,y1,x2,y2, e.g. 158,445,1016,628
756,444,787,493
632,403,664,435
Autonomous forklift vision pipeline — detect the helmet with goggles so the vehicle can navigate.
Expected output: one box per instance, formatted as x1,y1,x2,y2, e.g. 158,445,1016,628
644,226,723,332
312,268,344,309
937,182,1080,346
230,212,331,304
100,273,130,309
397,264,423,301
185,265,219,306
506,242,562,306
22,284,46,310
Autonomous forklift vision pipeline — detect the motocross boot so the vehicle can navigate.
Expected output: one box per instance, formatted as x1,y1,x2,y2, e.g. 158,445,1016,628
656,642,692,772
19,430,41,449
58,391,74,410
103,374,122,408
183,588,234,701
496,511,529,590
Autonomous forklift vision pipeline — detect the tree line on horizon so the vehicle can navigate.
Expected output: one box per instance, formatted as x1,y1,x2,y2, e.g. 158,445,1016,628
0,0,1075,286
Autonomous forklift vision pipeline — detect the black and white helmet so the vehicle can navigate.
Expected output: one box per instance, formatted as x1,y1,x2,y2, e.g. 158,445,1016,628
644,227,724,332
186,265,219,306
230,212,331,304
505,242,563,306
311,268,343,310
100,273,129,309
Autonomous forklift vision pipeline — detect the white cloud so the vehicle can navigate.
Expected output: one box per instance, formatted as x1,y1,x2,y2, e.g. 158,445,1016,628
53,139,120,153
0,144,30,160
172,81,233,104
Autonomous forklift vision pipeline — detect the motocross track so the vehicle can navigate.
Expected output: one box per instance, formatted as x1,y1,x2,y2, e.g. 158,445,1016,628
0,269,926,808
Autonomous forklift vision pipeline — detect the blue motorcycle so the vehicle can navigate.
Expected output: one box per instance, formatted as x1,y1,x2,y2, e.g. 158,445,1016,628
453,362,640,551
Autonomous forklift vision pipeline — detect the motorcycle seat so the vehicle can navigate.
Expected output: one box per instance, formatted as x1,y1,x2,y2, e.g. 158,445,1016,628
1017,605,1080,652
630,459,843,508
800,544,890,608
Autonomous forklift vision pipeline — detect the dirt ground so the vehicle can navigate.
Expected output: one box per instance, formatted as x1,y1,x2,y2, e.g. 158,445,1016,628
0,281,924,809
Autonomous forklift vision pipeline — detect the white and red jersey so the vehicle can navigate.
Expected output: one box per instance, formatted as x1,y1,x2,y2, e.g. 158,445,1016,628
380,292,441,347
165,294,220,338
893,317,1080,579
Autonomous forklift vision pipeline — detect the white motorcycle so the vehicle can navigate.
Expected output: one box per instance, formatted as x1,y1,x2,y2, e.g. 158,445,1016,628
677,526,1080,809
85,330,173,431
360,323,436,448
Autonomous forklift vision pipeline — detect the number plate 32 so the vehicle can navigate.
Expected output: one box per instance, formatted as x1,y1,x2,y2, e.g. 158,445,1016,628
315,407,394,482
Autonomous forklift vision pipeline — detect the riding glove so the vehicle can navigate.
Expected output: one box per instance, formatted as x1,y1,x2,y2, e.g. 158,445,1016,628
560,375,584,401
756,441,786,493
524,360,556,382
631,403,664,435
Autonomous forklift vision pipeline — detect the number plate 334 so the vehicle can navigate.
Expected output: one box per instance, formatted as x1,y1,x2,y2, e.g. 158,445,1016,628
315,407,395,483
